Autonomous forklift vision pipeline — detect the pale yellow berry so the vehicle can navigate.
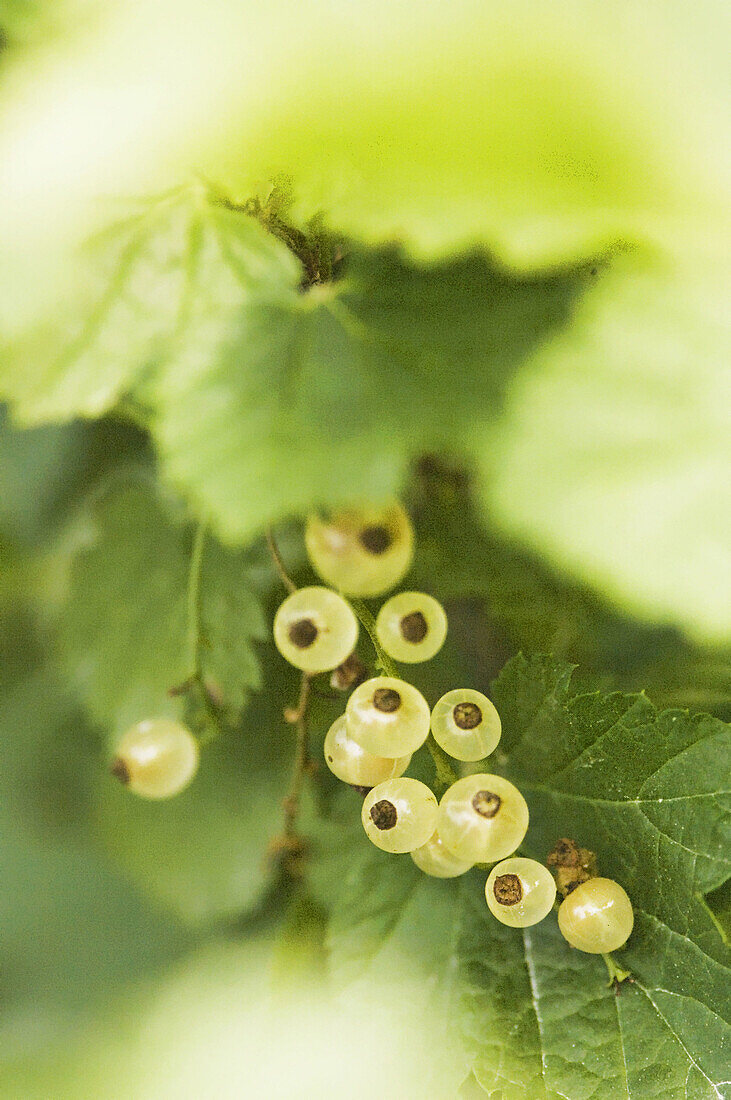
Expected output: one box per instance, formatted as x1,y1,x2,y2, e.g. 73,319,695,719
485,857,556,927
323,715,411,786
305,503,413,597
431,688,501,762
346,676,430,757
111,719,199,799
558,878,634,953
273,586,358,673
438,774,529,863
362,778,438,853
411,830,473,878
375,592,447,663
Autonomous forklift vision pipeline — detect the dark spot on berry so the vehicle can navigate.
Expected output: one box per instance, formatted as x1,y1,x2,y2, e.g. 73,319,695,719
359,524,392,555
288,617,318,649
453,702,482,730
110,757,130,785
400,611,428,644
327,755,333,763
370,799,398,830
493,873,523,906
373,687,401,713
472,790,501,818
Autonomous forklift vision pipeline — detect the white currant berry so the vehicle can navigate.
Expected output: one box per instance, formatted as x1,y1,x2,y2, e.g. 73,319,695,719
431,688,501,762
323,715,411,786
485,857,556,927
362,778,438,853
558,877,634,953
110,719,199,799
411,830,473,878
273,586,358,673
375,592,447,664
438,773,529,863
305,503,414,597
346,675,430,757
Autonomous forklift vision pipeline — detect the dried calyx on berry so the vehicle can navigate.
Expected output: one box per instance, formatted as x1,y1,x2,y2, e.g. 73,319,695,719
547,837,598,897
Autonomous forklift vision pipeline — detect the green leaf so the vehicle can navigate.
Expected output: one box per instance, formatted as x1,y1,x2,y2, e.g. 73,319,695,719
479,254,731,645
148,243,584,544
409,459,731,719
55,474,294,924
58,474,265,736
0,186,298,425
325,655,730,1098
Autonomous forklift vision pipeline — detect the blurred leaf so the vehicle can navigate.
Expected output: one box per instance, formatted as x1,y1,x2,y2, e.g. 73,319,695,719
326,654,730,1097
148,241,584,544
58,474,265,736
1,0,727,287
94,664,294,926
479,254,731,645
0,186,297,423
410,457,731,718
0,644,192,1025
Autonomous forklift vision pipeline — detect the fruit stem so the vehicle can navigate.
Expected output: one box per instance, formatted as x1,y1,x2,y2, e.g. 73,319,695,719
181,519,227,745
272,671,312,877
602,952,631,987
266,526,297,593
426,734,458,790
187,519,207,681
347,598,399,678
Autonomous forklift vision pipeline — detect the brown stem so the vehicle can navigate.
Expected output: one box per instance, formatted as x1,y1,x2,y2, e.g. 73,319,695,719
266,526,297,593
282,672,312,838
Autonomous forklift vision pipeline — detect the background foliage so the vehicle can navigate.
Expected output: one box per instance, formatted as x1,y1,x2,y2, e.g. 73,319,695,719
0,2,728,1097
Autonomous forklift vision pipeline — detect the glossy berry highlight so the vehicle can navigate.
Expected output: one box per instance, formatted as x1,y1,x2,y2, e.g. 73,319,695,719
110,719,199,799
411,830,473,878
273,586,358,673
438,773,529,863
361,778,438,853
375,592,447,663
558,877,634,953
485,857,557,927
346,675,431,757
323,715,411,786
305,503,414,597
431,688,501,761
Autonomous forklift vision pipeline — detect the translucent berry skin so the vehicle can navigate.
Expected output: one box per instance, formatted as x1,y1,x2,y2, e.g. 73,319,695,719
375,591,447,664
323,715,411,786
346,675,431,757
273,586,358,673
111,719,199,799
362,778,438,853
558,878,634,953
485,857,556,927
411,830,473,878
305,503,414,597
431,688,501,762
438,773,529,863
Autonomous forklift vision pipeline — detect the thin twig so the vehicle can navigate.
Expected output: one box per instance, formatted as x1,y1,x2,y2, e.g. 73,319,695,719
266,526,297,593
282,673,312,839
187,519,208,679
264,529,311,868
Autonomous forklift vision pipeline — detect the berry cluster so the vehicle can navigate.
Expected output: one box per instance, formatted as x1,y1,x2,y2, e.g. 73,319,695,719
276,502,634,955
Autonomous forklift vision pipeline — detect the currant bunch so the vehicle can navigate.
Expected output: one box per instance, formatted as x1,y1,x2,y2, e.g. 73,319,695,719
273,500,635,958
